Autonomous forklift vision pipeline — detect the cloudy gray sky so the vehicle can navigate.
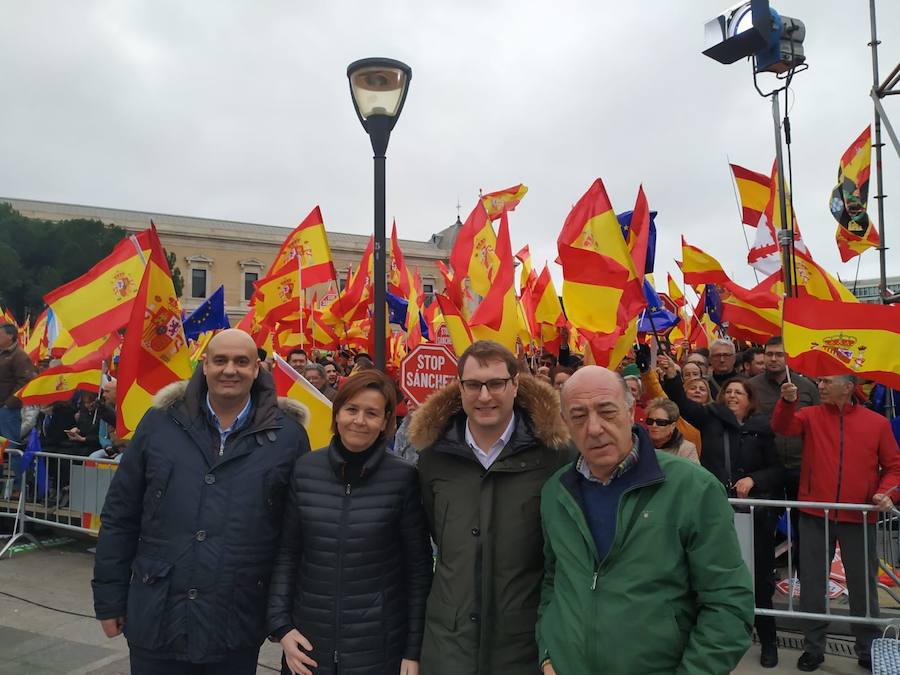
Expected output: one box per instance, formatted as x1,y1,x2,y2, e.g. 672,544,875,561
2,0,898,299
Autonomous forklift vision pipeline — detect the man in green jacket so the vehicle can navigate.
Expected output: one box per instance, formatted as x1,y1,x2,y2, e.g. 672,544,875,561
538,366,754,674
410,340,571,675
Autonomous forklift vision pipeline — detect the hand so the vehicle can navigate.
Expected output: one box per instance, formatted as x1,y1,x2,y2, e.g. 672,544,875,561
280,628,317,675
542,661,557,675
100,617,125,638
634,344,651,373
781,382,798,403
560,325,569,342
873,493,894,512
400,659,420,675
657,353,678,379
734,477,755,499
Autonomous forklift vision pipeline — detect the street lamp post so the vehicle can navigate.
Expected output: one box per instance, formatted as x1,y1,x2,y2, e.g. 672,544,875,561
347,58,412,370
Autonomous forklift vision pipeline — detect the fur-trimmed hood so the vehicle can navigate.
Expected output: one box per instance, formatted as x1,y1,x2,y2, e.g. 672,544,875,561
408,373,569,450
152,367,309,429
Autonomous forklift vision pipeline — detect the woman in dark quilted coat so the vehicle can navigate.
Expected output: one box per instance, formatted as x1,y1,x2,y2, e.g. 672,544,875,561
267,370,433,675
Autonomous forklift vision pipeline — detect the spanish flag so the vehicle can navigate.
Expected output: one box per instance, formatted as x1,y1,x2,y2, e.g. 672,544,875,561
730,163,771,227
236,307,272,348
681,238,731,287
783,296,900,389
667,273,686,310
389,221,413,298
272,353,331,450
268,206,337,286
449,201,500,298
532,264,564,327
435,293,473,358
59,332,122,368
117,226,192,439
253,258,302,327
831,127,881,262
44,230,153,346
793,249,858,303
25,309,49,365
482,184,528,220
469,213,520,351
322,237,374,328
557,179,643,337
17,363,103,406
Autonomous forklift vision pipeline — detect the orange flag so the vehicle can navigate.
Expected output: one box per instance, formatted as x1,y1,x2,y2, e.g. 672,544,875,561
116,226,192,439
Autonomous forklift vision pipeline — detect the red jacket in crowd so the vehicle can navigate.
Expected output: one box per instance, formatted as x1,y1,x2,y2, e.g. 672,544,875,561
772,398,900,523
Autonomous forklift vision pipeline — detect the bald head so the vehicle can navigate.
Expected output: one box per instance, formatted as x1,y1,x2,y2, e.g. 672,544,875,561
560,366,636,482
207,328,258,355
561,366,633,413
203,329,260,409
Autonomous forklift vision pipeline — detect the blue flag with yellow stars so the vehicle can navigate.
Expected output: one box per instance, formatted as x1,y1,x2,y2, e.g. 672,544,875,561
183,285,230,341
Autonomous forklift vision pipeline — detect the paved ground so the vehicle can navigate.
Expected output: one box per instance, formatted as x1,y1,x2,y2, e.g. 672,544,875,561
0,534,871,674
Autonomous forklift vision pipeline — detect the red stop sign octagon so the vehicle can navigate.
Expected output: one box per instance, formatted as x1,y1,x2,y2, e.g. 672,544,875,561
400,344,458,406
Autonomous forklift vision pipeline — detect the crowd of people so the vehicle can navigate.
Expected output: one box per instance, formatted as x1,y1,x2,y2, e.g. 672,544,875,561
2,319,899,674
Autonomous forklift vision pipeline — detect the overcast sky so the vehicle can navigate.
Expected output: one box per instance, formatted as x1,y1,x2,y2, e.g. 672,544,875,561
2,0,898,300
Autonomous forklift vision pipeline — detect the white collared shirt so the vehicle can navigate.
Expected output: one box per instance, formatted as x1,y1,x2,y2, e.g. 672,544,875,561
465,413,516,470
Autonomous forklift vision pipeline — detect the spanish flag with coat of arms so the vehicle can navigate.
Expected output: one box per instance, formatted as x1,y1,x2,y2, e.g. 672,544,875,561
116,225,193,439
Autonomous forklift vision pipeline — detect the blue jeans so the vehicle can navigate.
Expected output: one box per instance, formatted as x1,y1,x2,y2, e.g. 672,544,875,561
0,406,23,487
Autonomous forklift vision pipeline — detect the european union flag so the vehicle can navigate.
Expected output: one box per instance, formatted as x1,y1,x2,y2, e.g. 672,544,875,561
637,279,679,334
183,285,230,341
705,285,725,327
617,209,658,275
386,292,429,340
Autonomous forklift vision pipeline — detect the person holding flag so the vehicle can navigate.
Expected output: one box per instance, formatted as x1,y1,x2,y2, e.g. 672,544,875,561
92,329,312,674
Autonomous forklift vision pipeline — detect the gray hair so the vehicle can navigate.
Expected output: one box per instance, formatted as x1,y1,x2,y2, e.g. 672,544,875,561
836,373,858,387
303,363,326,379
710,338,735,354
623,374,643,397
0,323,17,341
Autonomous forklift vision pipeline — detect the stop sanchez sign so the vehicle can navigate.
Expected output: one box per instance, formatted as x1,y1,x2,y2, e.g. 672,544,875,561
400,344,458,406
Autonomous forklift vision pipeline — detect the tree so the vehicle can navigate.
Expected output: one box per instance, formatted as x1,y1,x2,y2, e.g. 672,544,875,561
165,249,184,298
0,202,127,321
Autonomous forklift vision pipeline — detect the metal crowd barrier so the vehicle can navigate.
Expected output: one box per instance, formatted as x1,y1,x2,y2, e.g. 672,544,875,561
1,447,118,558
729,497,900,628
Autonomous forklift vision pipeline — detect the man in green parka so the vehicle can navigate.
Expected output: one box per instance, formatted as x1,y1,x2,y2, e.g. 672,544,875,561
410,340,571,675
538,365,754,675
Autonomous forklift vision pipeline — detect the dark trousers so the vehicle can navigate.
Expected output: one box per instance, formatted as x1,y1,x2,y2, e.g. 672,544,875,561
753,507,778,646
130,647,260,675
798,513,879,659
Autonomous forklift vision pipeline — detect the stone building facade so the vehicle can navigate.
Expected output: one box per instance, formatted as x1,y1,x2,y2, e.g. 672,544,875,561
3,197,460,324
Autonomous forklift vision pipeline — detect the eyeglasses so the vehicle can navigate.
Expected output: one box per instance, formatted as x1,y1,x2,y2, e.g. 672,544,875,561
645,418,675,426
460,378,513,395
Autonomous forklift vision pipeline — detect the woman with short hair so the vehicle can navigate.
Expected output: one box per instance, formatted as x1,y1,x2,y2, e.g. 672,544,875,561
644,398,699,463
267,370,433,675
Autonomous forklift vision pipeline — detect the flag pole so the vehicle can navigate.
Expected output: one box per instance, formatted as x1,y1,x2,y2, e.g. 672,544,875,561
726,156,760,283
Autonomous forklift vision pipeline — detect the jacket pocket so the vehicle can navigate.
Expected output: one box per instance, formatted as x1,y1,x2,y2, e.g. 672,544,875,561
264,466,290,514
124,556,173,650
227,565,272,649
142,461,174,523
425,597,458,632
